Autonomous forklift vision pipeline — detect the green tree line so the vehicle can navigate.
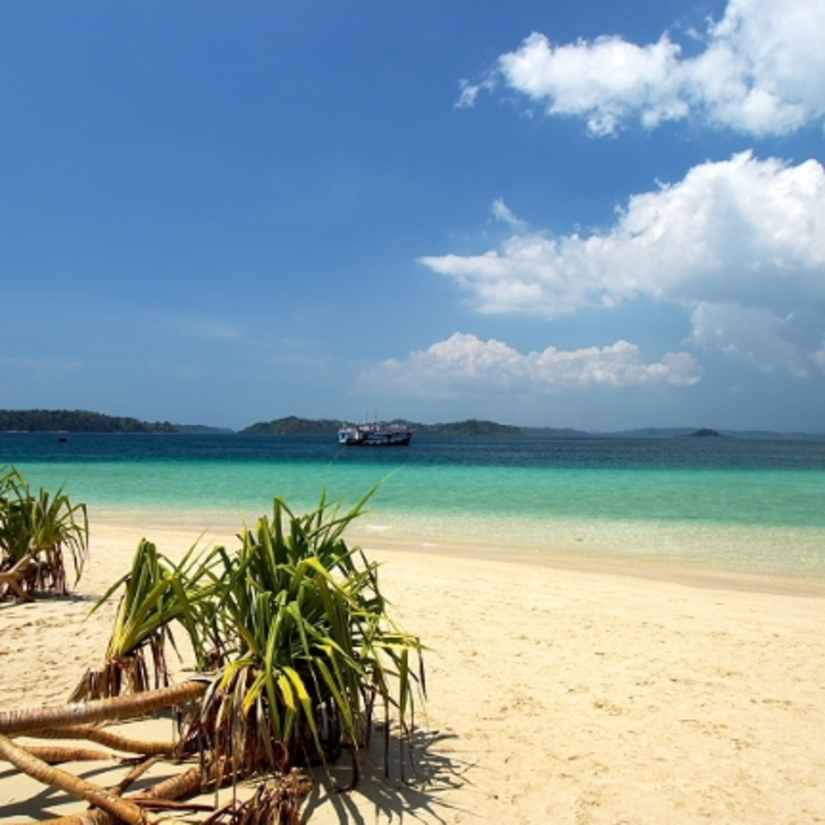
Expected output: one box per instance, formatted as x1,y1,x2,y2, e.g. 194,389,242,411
0,410,177,433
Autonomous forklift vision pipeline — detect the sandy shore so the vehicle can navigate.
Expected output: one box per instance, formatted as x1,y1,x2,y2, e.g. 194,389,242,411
2,516,825,823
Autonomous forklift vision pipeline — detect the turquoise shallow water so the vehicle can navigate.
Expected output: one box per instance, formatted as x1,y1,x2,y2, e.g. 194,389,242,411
3,432,825,578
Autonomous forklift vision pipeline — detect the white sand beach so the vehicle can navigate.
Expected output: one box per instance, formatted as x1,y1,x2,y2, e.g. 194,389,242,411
2,515,825,823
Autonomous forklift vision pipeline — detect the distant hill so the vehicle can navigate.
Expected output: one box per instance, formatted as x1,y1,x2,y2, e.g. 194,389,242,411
241,416,342,435
0,409,177,433
605,427,824,440
413,419,525,436
5,409,821,440
241,416,526,437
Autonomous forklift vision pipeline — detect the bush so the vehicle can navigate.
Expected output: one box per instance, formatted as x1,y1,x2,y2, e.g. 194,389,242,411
0,466,89,600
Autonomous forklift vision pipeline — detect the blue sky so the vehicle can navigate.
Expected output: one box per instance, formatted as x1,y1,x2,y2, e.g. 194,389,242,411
2,1,824,432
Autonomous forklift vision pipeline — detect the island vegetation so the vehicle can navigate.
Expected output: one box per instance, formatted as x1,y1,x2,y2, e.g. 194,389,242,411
2,410,530,436
2,409,820,440
414,418,524,436
242,415,527,436
242,415,343,435
0,409,177,433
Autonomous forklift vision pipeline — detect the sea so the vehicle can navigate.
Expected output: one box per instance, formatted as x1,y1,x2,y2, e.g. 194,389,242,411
3,432,825,581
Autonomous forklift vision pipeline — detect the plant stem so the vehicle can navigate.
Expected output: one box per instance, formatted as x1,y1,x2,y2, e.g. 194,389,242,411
24,725,178,755
0,680,207,736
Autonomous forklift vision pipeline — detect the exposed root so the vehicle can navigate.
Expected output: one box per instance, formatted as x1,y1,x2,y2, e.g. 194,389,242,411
5,744,116,764
24,724,179,756
0,733,187,825
0,679,207,736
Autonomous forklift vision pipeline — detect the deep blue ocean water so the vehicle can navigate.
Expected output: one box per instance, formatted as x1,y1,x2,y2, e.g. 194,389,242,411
3,432,825,577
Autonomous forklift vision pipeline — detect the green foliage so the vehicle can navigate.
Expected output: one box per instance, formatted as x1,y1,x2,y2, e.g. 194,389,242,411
0,409,178,433
0,466,89,598
192,490,424,780
240,415,526,436
0,467,29,561
241,416,343,435
89,488,425,784
73,538,211,700
414,418,525,436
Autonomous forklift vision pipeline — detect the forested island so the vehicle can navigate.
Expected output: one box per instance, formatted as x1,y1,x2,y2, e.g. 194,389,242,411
1,410,526,436
242,416,342,435
241,416,526,436
1,410,817,439
0,409,178,433
415,419,525,436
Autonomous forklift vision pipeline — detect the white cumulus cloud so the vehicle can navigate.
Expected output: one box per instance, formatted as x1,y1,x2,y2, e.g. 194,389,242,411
468,0,825,136
358,332,701,396
419,152,825,374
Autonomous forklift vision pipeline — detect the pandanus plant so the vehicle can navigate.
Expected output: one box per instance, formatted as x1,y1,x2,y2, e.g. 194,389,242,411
73,488,425,785
71,538,211,701
0,465,89,599
185,491,425,784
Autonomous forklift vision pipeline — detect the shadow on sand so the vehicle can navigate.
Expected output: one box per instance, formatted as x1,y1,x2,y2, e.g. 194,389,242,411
303,725,471,824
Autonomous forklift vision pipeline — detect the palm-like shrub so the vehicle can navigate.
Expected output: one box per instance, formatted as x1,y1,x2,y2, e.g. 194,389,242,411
81,489,425,785
72,539,210,700
187,492,424,782
0,466,88,599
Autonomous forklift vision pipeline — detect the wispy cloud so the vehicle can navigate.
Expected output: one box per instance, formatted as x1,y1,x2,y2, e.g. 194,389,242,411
491,198,527,231
149,312,243,341
0,355,82,373
456,76,496,109
358,332,701,396
462,0,825,137
420,152,825,374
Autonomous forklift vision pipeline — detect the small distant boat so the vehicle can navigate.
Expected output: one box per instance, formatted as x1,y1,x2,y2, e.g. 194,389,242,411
338,419,412,447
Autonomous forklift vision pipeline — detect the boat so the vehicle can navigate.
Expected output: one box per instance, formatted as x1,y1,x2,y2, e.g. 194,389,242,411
338,419,412,446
